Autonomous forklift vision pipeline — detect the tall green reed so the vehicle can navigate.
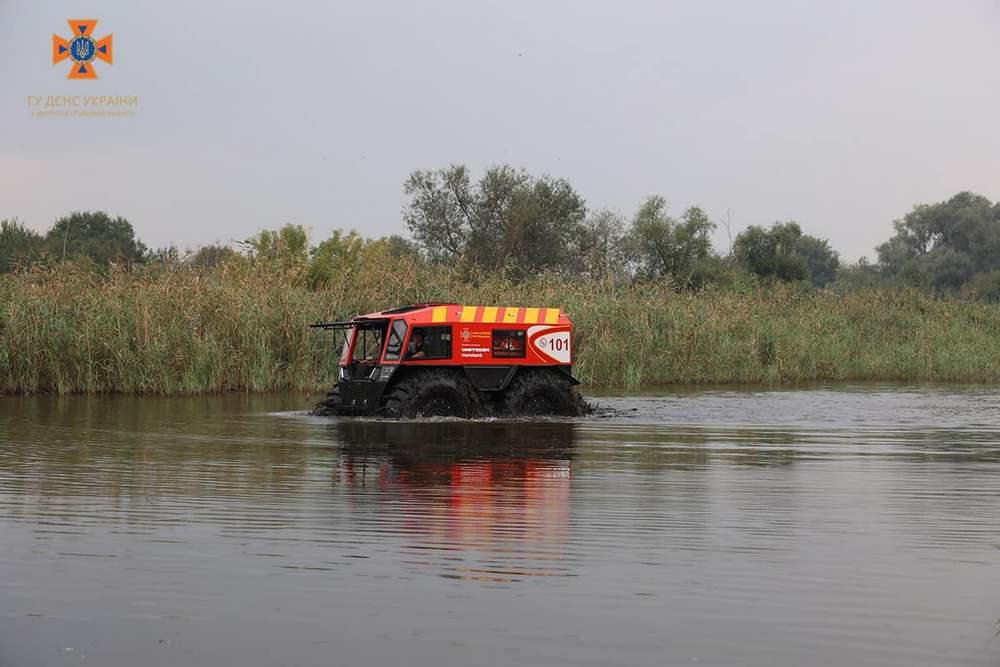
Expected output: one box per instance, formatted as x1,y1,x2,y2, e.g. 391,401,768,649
2,260,1000,394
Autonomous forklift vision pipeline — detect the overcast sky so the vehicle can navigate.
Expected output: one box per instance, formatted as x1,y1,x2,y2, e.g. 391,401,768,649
2,0,999,260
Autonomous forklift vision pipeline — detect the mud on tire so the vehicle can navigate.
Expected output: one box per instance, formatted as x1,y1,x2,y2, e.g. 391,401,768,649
501,368,589,417
313,385,343,416
381,369,480,419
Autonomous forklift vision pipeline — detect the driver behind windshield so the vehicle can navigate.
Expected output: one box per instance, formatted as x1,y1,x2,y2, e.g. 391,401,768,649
406,331,426,359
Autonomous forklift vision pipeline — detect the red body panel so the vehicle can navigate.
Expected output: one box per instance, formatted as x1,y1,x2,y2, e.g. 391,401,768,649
341,303,573,367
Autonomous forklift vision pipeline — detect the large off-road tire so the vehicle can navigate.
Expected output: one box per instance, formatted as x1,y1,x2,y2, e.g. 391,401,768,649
313,385,344,416
381,369,480,419
501,368,589,417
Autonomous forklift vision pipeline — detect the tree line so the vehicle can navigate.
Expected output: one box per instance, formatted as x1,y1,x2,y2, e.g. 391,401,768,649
2,164,999,299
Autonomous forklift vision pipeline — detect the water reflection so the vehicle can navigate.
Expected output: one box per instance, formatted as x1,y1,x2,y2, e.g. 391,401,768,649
331,420,576,581
1,391,999,667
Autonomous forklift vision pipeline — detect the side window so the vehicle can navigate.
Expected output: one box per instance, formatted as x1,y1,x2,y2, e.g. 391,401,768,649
492,329,525,358
383,320,408,361
406,326,452,360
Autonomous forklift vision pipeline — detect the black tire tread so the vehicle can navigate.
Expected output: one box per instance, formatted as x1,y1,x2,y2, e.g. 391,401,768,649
501,368,590,416
312,385,344,416
381,369,480,419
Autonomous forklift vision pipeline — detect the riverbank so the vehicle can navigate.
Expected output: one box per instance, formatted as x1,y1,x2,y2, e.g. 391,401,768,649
3,261,1000,394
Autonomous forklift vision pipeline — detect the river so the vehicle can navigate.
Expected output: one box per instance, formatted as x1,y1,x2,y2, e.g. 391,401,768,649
1,386,998,666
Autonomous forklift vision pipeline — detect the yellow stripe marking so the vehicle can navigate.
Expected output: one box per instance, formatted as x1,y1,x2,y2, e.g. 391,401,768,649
460,305,477,323
481,306,499,323
544,308,560,324
432,305,448,323
503,307,520,323
524,307,539,324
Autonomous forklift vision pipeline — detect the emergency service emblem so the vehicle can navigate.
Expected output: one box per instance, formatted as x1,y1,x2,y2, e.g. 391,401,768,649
53,20,113,79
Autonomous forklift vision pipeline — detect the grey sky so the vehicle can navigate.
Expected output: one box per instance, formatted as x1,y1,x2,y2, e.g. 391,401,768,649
2,0,999,261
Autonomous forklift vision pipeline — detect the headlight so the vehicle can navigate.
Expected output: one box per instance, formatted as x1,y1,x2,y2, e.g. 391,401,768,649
377,365,397,382
339,367,348,381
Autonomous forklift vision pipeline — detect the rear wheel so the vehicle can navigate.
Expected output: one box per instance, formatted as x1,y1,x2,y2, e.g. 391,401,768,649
501,369,588,416
382,369,480,419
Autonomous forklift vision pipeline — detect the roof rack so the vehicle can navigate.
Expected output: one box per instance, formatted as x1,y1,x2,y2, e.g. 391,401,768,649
309,317,388,330
380,303,450,315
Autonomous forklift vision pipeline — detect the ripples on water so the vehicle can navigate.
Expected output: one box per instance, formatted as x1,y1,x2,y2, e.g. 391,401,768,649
1,386,999,666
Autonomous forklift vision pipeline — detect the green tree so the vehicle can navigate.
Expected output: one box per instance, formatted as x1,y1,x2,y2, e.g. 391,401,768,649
832,258,882,292
308,231,423,288
876,192,1000,292
44,211,147,267
403,164,587,278
244,224,309,263
403,165,477,262
576,209,628,280
377,235,422,260
0,218,43,273
687,254,739,289
189,244,238,269
627,197,715,284
308,229,367,287
899,246,975,291
794,234,840,287
734,221,837,285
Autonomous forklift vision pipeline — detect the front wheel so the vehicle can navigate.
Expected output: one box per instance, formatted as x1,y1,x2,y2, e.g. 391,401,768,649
313,385,343,416
381,369,479,419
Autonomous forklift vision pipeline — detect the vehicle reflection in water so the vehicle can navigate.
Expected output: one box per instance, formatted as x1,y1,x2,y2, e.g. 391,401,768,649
2,390,1000,667
330,420,576,582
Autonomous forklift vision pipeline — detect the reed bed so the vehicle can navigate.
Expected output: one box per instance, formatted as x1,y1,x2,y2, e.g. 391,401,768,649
3,260,1000,394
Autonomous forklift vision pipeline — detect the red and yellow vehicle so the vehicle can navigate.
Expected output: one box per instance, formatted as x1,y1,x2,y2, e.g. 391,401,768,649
311,303,586,417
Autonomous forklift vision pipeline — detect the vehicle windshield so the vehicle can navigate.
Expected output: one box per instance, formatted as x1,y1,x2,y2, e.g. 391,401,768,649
340,323,389,379
352,325,386,362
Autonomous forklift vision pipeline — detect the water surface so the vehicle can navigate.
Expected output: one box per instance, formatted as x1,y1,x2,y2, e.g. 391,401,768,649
1,386,999,666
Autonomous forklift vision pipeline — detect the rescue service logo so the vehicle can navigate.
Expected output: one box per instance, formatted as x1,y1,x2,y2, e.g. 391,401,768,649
28,19,136,118
53,20,112,79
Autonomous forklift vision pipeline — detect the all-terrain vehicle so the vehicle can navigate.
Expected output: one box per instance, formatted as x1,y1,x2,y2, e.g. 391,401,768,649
311,303,587,418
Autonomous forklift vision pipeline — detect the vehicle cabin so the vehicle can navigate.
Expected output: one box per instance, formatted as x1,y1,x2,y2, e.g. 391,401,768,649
311,303,584,418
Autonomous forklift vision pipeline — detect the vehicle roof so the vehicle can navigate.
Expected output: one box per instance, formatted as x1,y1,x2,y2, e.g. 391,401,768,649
356,303,571,327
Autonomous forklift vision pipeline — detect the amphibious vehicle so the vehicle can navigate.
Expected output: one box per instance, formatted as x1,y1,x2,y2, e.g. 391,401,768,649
311,303,587,418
